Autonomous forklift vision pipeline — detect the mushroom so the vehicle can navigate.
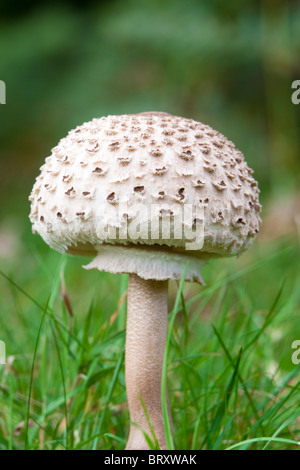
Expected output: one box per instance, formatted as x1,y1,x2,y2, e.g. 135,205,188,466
29,112,261,450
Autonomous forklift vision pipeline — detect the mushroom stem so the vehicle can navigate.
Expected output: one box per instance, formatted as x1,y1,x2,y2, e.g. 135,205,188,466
125,273,170,450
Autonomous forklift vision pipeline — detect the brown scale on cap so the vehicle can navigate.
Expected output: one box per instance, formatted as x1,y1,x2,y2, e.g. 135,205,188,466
92,167,107,176
107,192,118,204
65,187,76,197
118,156,132,166
192,179,206,188
150,148,163,157
212,180,227,191
133,186,145,194
153,166,168,176
179,149,194,161
86,143,99,154
177,134,187,142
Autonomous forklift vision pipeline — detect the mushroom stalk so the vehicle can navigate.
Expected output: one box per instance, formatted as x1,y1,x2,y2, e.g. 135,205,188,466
125,273,170,450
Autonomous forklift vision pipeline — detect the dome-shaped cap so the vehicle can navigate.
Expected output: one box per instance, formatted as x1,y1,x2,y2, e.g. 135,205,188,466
29,112,261,283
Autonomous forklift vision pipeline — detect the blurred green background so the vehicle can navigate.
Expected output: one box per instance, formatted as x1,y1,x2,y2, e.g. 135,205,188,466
1,0,300,217
0,0,300,450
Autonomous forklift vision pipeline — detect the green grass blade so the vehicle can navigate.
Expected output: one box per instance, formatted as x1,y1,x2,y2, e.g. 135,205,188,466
161,263,188,450
25,296,49,450
200,346,242,449
226,437,300,450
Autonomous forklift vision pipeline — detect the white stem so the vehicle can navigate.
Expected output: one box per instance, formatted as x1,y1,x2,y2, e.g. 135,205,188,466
125,273,171,450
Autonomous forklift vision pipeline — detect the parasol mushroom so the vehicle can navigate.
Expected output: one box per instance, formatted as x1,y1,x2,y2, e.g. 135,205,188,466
29,112,261,449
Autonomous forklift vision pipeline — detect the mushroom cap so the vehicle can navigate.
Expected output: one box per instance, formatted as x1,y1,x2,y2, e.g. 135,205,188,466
29,112,261,283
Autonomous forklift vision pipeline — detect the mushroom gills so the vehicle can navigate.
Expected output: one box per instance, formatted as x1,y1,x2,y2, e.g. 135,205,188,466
84,244,206,284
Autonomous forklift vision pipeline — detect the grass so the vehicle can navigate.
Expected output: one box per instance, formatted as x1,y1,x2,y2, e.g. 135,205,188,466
0,226,300,450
